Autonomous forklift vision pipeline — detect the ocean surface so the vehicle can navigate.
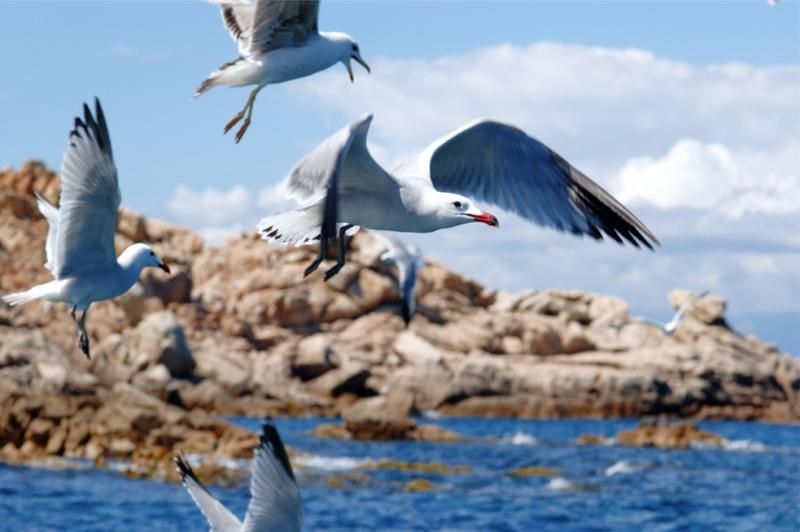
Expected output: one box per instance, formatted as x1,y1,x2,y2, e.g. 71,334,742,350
1,417,798,531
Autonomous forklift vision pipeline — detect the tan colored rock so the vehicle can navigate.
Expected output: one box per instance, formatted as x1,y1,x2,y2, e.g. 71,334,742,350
616,421,723,449
342,392,416,441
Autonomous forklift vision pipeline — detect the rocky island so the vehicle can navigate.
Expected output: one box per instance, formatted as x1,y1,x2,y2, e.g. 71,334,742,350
1,161,798,475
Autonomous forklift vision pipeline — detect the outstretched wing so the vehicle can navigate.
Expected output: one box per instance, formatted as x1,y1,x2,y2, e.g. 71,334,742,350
241,419,303,532
286,114,396,240
174,455,243,532
34,193,60,273
215,0,319,58
395,120,659,249
54,99,121,279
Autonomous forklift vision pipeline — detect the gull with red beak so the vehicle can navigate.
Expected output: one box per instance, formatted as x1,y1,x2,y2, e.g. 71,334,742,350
1,99,171,358
196,0,370,143
257,115,659,280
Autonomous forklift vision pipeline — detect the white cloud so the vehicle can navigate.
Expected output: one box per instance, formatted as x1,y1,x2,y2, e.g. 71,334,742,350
614,138,800,218
165,182,298,245
294,42,800,172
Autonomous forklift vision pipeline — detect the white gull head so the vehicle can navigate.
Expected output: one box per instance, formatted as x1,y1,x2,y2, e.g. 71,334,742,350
325,31,370,82
117,243,170,275
424,190,500,230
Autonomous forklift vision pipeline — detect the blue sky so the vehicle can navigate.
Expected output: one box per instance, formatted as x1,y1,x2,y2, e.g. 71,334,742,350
1,1,799,352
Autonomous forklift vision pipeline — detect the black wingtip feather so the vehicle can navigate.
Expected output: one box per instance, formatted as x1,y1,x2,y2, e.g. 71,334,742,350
550,152,660,250
68,99,113,158
173,453,213,494
260,417,296,482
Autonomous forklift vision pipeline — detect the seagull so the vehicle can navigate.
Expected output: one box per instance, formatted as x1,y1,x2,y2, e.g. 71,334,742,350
175,418,303,532
257,115,659,280
373,232,424,325
196,0,370,143
1,99,170,358
632,290,710,335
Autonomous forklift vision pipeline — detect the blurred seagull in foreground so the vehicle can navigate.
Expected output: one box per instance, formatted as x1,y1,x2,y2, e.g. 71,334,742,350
1,100,170,358
257,115,659,280
633,290,710,335
196,0,370,143
374,232,424,325
175,418,302,532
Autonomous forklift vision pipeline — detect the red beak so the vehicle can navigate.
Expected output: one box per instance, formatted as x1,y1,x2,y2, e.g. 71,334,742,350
468,211,500,228
159,262,171,274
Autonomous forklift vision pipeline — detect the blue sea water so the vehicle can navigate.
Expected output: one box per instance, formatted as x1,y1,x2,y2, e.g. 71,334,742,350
1,417,798,531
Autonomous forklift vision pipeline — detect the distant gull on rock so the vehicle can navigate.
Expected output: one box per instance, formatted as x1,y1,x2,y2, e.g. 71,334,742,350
1,99,170,358
633,290,710,335
175,418,302,532
257,115,659,280
374,232,424,326
196,0,370,143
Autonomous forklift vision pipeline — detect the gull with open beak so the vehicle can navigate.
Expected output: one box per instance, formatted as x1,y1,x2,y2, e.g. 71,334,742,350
257,115,659,280
1,99,171,358
195,0,370,143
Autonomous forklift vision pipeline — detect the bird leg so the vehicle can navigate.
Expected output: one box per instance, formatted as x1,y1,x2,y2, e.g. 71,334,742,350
223,87,261,143
323,224,354,281
71,306,91,359
304,233,328,277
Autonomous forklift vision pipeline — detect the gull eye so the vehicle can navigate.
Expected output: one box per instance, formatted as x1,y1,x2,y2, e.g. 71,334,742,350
149,251,155,256
451,201,462,209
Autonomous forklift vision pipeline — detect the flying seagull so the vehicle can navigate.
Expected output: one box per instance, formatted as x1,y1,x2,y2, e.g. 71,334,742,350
374,232,424,325
257,115,659,280
632,290,710,335
196,0,370,143
175,418,303,532
1,99,170,358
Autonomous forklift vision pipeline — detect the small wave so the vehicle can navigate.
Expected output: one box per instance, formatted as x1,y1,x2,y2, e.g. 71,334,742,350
420,410,441,419
604,460,642,477
546,477,576,491
294,455,370,471
500,431,538,446
722,439,767,453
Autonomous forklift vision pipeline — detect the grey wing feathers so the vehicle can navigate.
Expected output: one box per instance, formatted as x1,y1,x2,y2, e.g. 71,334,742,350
218,0,319,58
174,455,243,532
34,192,59,273
54,99,121,279
241,419,303,532
286,114,392,202
250,0,319,55
406,120,659,249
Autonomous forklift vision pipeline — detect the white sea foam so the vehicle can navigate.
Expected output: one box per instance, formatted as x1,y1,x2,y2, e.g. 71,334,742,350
604,460,642,477
721,439,767,452
421,409,441,419
546,477,576,491
294,454,370,471
500,431,538,446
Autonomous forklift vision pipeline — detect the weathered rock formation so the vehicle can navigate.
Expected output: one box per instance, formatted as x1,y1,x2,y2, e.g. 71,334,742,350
1,161,799,433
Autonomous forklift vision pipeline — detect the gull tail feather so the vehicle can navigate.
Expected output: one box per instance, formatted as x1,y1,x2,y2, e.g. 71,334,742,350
2,283,54,307
194,57,251,98
257,206,323,247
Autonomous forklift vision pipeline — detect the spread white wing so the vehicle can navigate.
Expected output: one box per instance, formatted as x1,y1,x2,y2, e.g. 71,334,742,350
34,193,59,273
285,114,396,241
215,0,319,58
54,99,121,279
175,455,243,532
241,419,303,532
395,120,659,249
